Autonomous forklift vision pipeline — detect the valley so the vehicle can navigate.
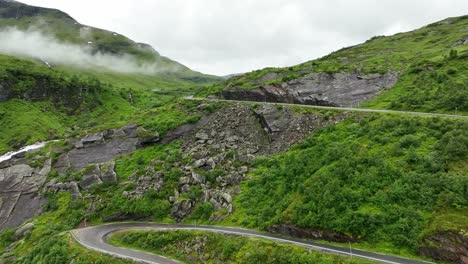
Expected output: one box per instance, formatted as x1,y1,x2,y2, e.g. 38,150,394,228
0,1,466,264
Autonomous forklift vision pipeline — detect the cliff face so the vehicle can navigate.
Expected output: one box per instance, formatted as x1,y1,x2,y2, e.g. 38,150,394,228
0,157,51,229
222,71,399,107
420,232,468,264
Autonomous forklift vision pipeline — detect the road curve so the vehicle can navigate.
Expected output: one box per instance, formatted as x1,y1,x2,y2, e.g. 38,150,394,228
71,222,433,264
185,97,467,120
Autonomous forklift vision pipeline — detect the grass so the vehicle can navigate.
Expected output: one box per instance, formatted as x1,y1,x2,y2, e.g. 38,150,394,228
226,113,467,254
109,230,375,264
202,15,468,114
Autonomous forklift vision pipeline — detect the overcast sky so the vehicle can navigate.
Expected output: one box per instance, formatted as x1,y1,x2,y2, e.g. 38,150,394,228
19,0,468,75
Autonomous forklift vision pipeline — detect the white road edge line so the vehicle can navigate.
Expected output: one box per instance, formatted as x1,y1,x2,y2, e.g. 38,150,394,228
71,225,435,264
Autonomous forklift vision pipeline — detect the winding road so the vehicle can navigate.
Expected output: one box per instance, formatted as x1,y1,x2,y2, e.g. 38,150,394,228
71,222,434,264
185,97,468,119
70,98,456,264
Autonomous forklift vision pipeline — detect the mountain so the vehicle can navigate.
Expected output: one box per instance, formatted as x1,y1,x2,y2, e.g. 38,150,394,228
0,0,188,72
0,0,221,154
0,3,466,264
205,15,468,114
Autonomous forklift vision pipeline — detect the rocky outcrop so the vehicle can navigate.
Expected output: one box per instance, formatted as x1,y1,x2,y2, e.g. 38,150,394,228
54,125,159,173
453,36,468,47
222,71,399,107
123,167,163,199
165,103,346,221
44,180,82,199
267,224,358,243
419,232,468,264
0,82,10,102
0,158,51,229
14,222,34,239
46,161,118,198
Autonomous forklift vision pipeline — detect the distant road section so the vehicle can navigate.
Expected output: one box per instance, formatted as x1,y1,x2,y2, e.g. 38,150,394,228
185,97,467,119
71,222,434,264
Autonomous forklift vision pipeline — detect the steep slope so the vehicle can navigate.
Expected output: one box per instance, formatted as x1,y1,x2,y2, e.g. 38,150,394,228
0,5,466,264
0,0,221,154
0,0,187,74
205,15,468,114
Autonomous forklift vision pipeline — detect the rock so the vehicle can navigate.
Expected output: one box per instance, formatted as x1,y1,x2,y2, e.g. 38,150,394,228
453,36,468,47
67,182,82,199
239,166,249,173
193,159,206,168
206,158,216,169
14,223,34,239
0,159,50,229
267,224,358,243
181,184,191,193
55,125,160,173
99,161,117,183
136,127,160,144
195,132,209,140
179,177,191,185
419,232,468,263
171,200,194,221
221,193,232,203
75,132,104,148
124,168,163,199
191,171,206,184
79,165,103,190
222,71,399,107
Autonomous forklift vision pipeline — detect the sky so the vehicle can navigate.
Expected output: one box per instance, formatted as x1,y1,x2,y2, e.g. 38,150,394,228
19,0,468,75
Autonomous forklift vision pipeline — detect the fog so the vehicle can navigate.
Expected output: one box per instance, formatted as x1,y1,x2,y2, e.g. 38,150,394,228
0,27,179,74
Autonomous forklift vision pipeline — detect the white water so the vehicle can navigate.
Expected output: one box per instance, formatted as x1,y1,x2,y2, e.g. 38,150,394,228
0,141,55,163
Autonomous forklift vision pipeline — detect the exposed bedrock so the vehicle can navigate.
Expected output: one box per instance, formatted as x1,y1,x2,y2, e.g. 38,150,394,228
0,159,51,229
222,71,399,107
419,232,468,264
54,124,159,173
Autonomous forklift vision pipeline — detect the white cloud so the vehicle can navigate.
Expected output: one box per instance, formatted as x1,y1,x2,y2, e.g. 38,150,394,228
0,27,181,74
17,0,468,75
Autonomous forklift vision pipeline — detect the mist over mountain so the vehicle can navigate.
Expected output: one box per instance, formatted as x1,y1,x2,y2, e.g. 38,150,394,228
0,27,184,74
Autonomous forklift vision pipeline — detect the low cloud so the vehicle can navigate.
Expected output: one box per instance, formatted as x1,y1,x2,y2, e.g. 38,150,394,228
0,27,178,74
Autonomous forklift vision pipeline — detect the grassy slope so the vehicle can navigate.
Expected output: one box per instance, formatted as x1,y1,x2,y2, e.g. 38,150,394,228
226,113,467,256
202,15,468,114
0,0,220,153
0,4,467,263
0,193,132,264
109,230,373,264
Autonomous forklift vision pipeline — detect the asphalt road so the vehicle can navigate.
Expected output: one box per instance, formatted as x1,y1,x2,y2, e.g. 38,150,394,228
185,97,467,119
71,222,434,264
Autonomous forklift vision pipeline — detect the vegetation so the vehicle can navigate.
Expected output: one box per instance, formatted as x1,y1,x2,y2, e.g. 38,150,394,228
109,230,373,264
202,15,468,114
0,2,467,263
228,114,467,255
0,52,214,153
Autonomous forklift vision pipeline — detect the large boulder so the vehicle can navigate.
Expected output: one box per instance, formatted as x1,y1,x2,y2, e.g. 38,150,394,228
79,165,102,190
14,223,34,239
171,200,194,222
99,161,117,183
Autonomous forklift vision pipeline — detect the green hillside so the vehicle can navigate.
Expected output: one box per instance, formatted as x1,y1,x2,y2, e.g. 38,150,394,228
0,0,221,154
203,15,468,114
0,2,466,264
